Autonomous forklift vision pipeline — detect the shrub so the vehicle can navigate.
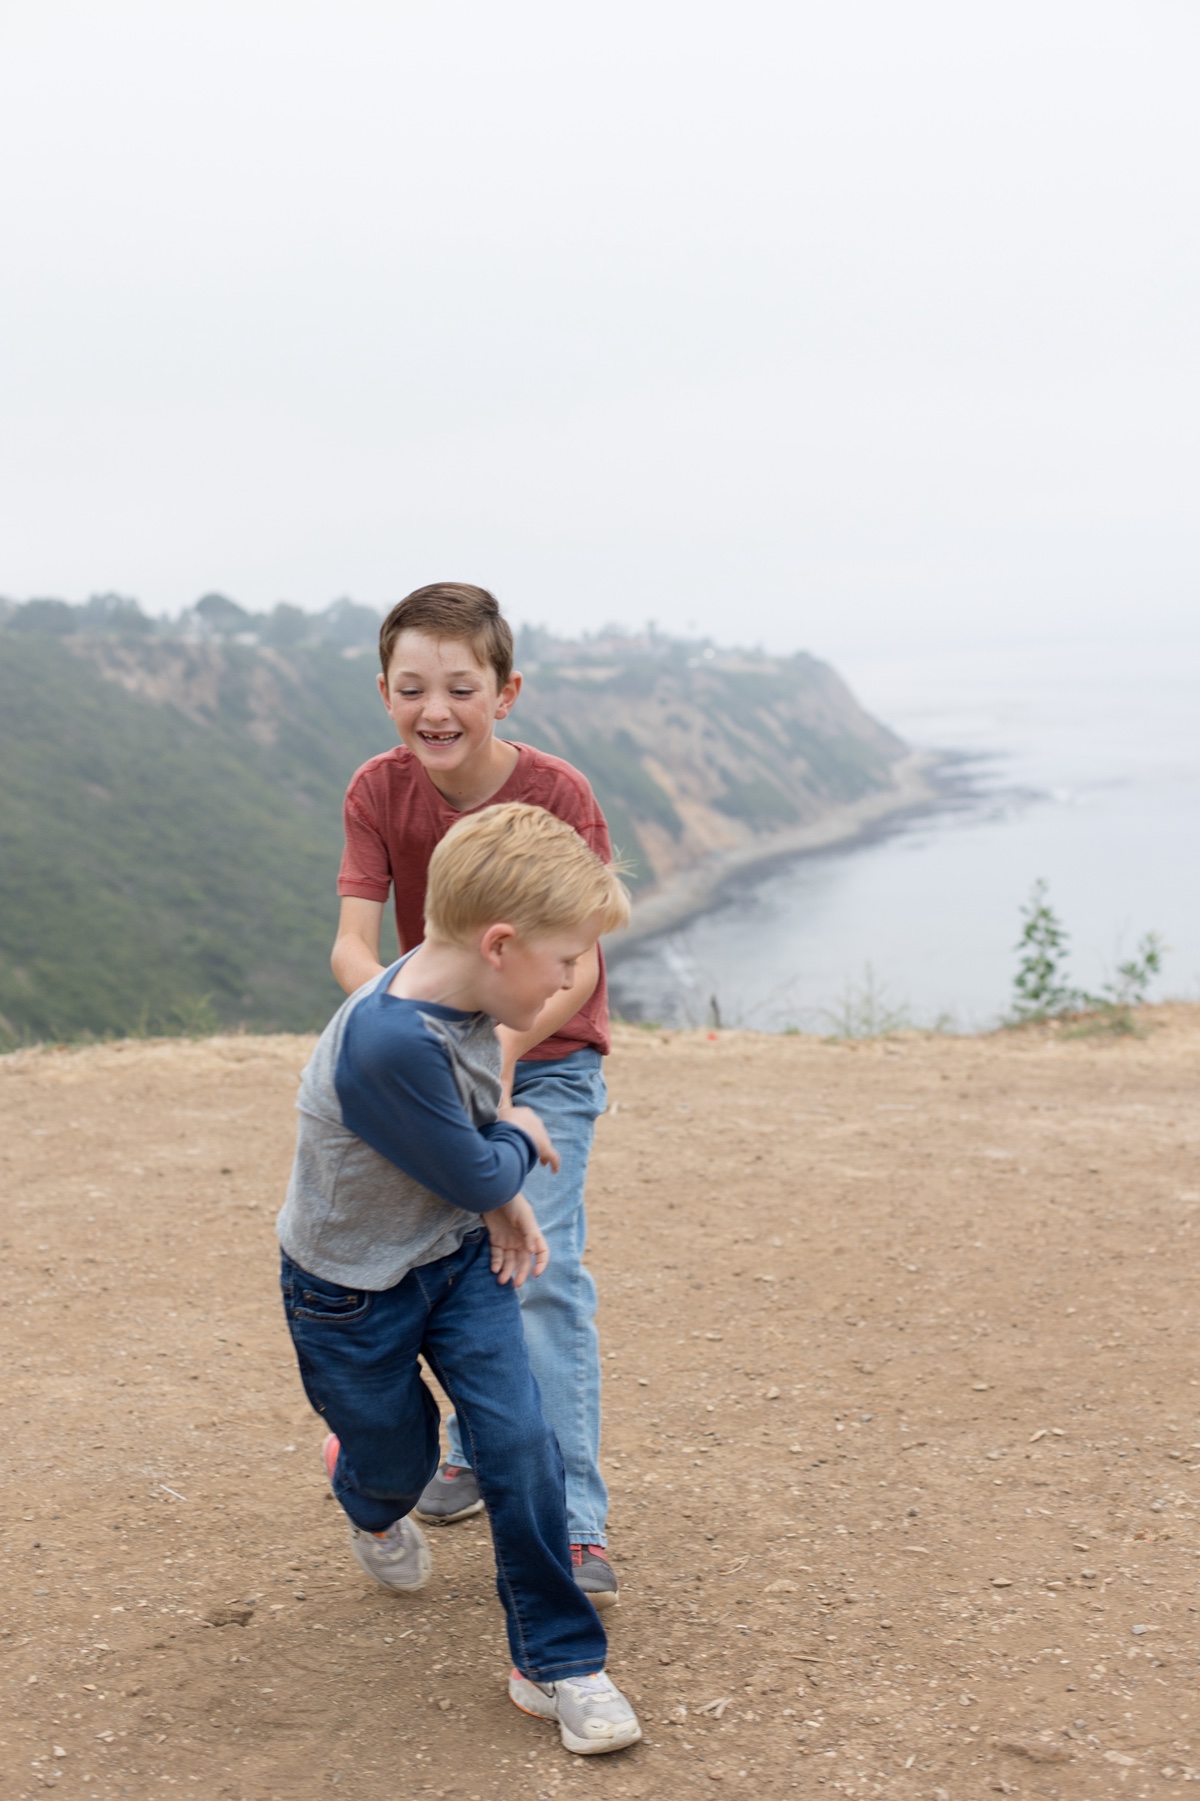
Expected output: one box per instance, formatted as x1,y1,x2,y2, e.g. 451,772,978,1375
1009,879,1165,1029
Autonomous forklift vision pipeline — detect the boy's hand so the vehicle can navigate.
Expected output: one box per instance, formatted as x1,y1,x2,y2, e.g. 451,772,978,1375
500,1103,560,1172
482,1195,550,1288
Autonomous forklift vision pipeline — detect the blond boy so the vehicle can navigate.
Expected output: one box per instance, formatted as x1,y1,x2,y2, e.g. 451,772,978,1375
277,805,640,1754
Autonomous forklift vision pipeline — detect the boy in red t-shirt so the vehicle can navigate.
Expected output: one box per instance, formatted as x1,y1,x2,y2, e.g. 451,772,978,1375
332,583,618,1606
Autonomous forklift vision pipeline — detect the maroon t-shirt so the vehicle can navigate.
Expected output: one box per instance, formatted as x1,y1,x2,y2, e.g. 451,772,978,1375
338,741,613,1061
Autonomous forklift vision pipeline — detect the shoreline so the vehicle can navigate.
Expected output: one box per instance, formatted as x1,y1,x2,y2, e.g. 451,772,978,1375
606,748,943,955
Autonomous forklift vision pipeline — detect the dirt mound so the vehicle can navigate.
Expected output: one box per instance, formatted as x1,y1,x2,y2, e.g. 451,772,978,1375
3,1011,1199,1798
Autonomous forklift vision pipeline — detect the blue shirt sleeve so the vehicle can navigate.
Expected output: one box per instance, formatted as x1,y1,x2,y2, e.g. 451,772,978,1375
334,999,537,1212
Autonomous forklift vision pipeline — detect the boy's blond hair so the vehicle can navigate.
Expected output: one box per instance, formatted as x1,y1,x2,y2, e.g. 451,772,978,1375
425,803,630,945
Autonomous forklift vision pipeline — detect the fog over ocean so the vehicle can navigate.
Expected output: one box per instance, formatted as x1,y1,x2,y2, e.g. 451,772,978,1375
607,631,1200,1033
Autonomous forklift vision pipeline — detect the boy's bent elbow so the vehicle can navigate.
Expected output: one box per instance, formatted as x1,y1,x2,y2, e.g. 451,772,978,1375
331,934,362,995
331,933,386,994
332,897,387,994
454,1132,536,1212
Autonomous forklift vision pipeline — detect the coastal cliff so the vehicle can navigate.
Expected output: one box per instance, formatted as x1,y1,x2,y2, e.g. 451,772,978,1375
0,595,916,1042
510,626,909,892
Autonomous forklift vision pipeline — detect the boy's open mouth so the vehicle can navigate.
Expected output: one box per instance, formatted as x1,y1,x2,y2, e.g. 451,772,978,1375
418,731,463,744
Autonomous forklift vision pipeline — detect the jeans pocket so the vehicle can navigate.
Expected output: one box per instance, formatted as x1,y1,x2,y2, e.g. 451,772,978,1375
289,1268,373,1325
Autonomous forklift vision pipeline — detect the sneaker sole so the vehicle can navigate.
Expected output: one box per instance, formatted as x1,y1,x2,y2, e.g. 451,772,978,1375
412,1496,486,1525
508,1676,642,1756
576,1585,619,1610
558,1718,643,1756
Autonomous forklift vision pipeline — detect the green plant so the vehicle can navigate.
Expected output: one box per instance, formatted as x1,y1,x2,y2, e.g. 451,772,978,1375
819,963,912,1039
1066,932,1167,1037
1104,932,1165,1008
1011,879,1081,1021
169,993,221,1038
1009,880,1165,1029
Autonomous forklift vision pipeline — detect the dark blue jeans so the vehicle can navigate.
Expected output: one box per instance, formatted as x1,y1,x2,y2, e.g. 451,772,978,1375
280,1229,607,1682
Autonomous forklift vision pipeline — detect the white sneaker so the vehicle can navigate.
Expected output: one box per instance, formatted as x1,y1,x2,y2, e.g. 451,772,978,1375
323,1431,431,1593
347,1513,432,1592
509,1668,643,1755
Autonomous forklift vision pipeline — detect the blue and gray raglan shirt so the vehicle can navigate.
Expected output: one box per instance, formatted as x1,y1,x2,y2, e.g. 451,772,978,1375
276,961,538,1289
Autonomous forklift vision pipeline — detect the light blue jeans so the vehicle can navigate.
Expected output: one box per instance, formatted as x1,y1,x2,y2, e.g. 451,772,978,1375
446,1047,609,1546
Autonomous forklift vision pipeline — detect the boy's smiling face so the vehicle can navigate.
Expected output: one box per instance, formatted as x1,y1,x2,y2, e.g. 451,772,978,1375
378,630,521,794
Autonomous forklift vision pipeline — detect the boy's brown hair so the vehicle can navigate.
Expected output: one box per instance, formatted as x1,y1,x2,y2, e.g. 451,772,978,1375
378,583,514,687
426,803,630,946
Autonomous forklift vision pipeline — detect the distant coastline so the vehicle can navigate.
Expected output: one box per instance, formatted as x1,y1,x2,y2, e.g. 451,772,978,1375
607,749,940,954
0,600,919,1044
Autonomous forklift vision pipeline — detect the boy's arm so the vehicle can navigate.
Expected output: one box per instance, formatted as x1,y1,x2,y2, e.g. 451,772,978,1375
332,897,389,994
337,1009,539,1212
494,943,600,1097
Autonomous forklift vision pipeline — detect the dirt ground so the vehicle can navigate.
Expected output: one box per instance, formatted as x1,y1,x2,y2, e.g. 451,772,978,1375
3,1011,1200,1801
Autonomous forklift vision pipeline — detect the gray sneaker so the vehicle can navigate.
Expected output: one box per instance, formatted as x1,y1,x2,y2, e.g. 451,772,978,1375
323,1432,432,1591
509,1668,643,1755
414,1461,485,1524
571,1543,619,1608
346,1514,432,1592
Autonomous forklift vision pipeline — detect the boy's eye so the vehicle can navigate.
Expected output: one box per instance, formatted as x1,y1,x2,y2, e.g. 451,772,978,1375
451,687,476,697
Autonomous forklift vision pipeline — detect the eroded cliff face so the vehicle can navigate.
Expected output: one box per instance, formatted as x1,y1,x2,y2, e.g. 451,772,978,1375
60,626,900,893
65,635,311,744
0,616,908,1043
509,645,906,886
63,630,907,890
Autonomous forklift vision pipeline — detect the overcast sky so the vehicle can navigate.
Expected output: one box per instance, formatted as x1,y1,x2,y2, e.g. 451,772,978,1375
2,0,1197,657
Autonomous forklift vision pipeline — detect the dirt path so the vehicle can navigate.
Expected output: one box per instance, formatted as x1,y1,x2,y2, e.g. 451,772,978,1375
3,1011,1199,1800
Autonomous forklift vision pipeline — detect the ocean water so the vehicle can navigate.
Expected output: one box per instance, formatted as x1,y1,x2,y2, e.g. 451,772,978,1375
607,632,1200,1033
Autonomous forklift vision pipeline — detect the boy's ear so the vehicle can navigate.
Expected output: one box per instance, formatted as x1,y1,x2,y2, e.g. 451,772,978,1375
494,671,522,721
479,922,518,968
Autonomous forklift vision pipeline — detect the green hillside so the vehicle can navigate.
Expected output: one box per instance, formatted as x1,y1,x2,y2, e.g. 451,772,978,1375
0,597,905,1048
0,637,348,1044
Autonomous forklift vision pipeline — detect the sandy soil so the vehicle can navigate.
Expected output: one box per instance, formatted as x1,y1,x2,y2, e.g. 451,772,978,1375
3,1010,1200,1801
